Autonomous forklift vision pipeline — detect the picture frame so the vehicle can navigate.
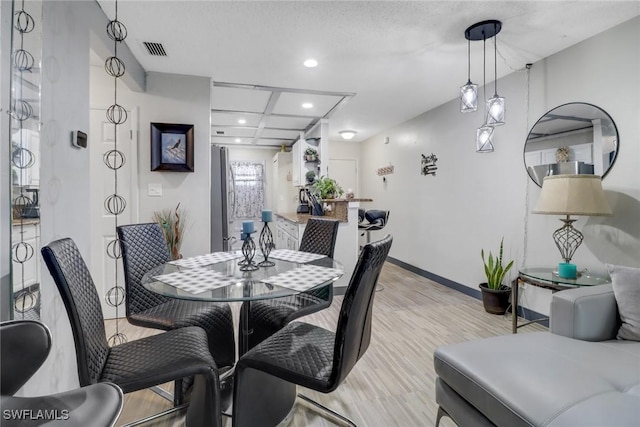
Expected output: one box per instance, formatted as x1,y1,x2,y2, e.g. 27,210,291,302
150,122,194,172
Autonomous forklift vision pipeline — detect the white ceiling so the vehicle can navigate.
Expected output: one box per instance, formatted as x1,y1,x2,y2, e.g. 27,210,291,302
96,1,640,147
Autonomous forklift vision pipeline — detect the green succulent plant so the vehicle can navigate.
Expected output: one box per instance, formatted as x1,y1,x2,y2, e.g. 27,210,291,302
481,238,514,290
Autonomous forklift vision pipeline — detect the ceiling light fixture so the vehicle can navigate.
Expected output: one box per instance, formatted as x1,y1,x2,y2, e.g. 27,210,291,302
302,102,313,109
304,58,318,68
238,119,246,124
235,138,241,143
339,130,357,140
461,19,503,152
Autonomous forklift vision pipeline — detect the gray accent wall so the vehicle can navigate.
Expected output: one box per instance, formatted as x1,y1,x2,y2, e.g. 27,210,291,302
358,16,640,315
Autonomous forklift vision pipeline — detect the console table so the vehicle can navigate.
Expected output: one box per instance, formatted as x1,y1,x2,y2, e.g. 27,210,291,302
513,267,610,333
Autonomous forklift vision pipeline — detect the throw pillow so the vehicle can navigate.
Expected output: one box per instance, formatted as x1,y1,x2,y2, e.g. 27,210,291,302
606,264,640,341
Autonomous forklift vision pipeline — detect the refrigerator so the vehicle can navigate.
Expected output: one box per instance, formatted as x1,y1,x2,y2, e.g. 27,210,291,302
210,146,236,252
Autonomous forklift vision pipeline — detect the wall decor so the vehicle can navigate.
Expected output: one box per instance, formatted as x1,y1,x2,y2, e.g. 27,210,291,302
104,0,128,345
10,0,42,321
376,165,394,176
150,122,195,172
421,153,438,176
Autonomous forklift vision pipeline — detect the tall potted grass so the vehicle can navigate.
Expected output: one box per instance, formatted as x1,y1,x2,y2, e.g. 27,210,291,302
479,238,514,314
152,203,187,260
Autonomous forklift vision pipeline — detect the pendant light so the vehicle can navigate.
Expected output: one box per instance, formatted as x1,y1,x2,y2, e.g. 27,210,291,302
486,22,505,126
476,36,494,153
460,38,477,112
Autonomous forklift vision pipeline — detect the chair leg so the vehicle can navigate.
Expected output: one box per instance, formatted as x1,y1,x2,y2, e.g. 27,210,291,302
435,406,449,427
297,393,356,427
174,379,183,406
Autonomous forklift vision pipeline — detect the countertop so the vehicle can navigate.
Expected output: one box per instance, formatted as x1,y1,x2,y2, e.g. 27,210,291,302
12,218,40,226
323,198,373,202
275,212,314,224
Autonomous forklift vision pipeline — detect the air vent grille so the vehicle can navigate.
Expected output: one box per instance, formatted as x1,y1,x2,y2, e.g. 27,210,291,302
143,42,167,56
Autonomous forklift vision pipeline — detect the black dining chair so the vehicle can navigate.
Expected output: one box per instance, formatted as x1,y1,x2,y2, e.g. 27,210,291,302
117,223,235,370
239,217,340,355
41,238,223,427
233,234,393,427
1,319,123,427
358,209,390,243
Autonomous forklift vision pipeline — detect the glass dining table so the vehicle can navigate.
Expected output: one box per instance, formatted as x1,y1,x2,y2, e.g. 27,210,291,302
141,249,344,359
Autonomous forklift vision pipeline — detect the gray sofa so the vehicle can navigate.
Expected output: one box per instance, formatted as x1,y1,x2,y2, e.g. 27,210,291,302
434,284,640,427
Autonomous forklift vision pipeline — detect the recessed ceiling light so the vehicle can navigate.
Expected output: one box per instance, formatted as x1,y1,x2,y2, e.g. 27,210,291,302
235,138,241,143
302,102,313,109
339,130,357,140
304,58,318,68
238,119,246,124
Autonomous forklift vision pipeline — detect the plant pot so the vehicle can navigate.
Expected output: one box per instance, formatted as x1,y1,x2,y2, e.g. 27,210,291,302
479,283,511,315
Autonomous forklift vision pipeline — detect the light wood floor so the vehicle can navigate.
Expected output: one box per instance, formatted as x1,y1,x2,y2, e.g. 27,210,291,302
106,262,545,427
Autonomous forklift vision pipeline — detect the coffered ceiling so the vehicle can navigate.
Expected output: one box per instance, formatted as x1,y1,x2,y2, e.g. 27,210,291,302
96,1,640,148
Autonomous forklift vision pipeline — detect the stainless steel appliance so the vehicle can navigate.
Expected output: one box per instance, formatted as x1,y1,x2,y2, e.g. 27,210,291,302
296,188,310,214
210,146,236,252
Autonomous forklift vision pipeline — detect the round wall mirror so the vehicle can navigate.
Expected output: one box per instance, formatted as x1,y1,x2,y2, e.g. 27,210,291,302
524,103,619,187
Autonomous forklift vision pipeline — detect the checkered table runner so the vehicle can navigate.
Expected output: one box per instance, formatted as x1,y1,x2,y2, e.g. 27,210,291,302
260,264,343,291
168,251,242,268
152,268,237,294
268,249,326,264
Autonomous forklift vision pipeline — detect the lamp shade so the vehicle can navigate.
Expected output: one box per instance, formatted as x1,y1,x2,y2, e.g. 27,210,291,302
533,175,612,216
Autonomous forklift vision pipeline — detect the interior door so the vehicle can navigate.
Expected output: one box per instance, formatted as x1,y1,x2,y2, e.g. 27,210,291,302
328,158,358,195
89,108,137,319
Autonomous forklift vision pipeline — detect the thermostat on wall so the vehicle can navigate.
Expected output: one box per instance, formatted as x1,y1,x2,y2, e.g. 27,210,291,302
71,130,87,149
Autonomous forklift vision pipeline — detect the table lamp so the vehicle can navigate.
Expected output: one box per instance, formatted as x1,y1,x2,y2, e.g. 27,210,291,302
533,174,612,279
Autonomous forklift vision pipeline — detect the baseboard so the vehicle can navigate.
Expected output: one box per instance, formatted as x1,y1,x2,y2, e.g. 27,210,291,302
386,257,549,327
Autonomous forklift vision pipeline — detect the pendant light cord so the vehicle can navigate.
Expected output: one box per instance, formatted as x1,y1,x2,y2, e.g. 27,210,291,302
482,34,487,119
467,38,471,83
493,23,498,97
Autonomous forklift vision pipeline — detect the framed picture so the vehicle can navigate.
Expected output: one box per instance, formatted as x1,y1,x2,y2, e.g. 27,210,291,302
150,122,194,172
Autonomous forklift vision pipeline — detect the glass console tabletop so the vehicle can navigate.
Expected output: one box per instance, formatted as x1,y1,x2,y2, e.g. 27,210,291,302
141,254,344,303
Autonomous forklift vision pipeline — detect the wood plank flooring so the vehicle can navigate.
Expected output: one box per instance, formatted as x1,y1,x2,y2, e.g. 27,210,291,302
106,262,545,427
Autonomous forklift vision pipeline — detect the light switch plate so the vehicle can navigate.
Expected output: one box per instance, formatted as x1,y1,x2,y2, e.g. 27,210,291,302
148,183,162,197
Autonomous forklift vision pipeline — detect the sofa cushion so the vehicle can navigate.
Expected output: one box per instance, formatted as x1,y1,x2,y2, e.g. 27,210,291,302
606,264,640,341
434,332,640,426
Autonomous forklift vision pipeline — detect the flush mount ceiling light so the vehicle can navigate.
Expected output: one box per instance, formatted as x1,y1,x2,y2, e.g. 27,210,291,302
304,58,318,68
302,102,313,109
339,130,357,140
235,138,241,143
238,118,246,124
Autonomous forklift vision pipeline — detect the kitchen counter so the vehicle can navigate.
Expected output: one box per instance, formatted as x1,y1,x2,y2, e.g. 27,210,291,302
12,218,40,226
275,212,313,224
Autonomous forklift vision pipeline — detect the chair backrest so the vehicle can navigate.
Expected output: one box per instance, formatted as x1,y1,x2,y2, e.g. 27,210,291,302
329,234,392,390
0,320,51,395
364,210,390,228
299,218,340,258
117,223,171,316
41,238,110,386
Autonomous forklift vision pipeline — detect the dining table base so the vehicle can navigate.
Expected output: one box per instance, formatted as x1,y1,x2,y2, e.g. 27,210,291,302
232,366,297,427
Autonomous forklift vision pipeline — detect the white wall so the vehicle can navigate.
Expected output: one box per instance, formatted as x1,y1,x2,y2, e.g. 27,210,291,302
359,17,640,315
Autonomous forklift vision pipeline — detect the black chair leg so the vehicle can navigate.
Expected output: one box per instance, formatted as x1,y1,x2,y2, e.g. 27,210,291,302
174,379,183,406
435,406,449,427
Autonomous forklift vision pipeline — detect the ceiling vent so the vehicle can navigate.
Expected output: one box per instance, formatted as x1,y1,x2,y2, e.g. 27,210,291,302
143,42,167,57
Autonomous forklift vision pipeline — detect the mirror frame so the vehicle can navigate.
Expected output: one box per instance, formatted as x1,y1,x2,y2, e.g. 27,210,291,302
524,102,619,187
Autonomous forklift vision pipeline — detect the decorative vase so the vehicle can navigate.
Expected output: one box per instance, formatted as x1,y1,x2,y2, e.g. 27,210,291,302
479,283,511,315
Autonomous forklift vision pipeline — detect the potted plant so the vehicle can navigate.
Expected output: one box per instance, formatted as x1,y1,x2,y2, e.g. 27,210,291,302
311,176,344,200
479,238,514,315
305,170,316,184
304,147,319,162
152,203,188,260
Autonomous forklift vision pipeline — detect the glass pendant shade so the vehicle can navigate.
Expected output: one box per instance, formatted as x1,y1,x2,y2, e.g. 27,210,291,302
460,81,478,112
486,95,505,126
476,125,494,153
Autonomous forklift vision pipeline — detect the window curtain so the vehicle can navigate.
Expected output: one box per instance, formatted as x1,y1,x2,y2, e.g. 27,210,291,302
230,161,265,219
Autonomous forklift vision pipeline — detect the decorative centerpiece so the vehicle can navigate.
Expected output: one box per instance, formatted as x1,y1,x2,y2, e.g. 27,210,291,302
239,221,259,271
258,210,275,267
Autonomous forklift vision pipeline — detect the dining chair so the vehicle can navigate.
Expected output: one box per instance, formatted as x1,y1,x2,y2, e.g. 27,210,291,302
233,234,393,427
41,238,223,427
117,223,235,370
1,319,123,427
239,217,340,355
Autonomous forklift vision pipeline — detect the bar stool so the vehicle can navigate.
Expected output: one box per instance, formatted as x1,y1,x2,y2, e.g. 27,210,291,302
358,209,390,243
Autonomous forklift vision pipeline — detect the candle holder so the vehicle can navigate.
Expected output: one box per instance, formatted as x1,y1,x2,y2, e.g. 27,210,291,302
239,233,259,271
258,222,275,267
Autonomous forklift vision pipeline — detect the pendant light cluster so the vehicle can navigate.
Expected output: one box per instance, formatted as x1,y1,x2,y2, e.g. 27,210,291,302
459,20,505,153
104,0,128,345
